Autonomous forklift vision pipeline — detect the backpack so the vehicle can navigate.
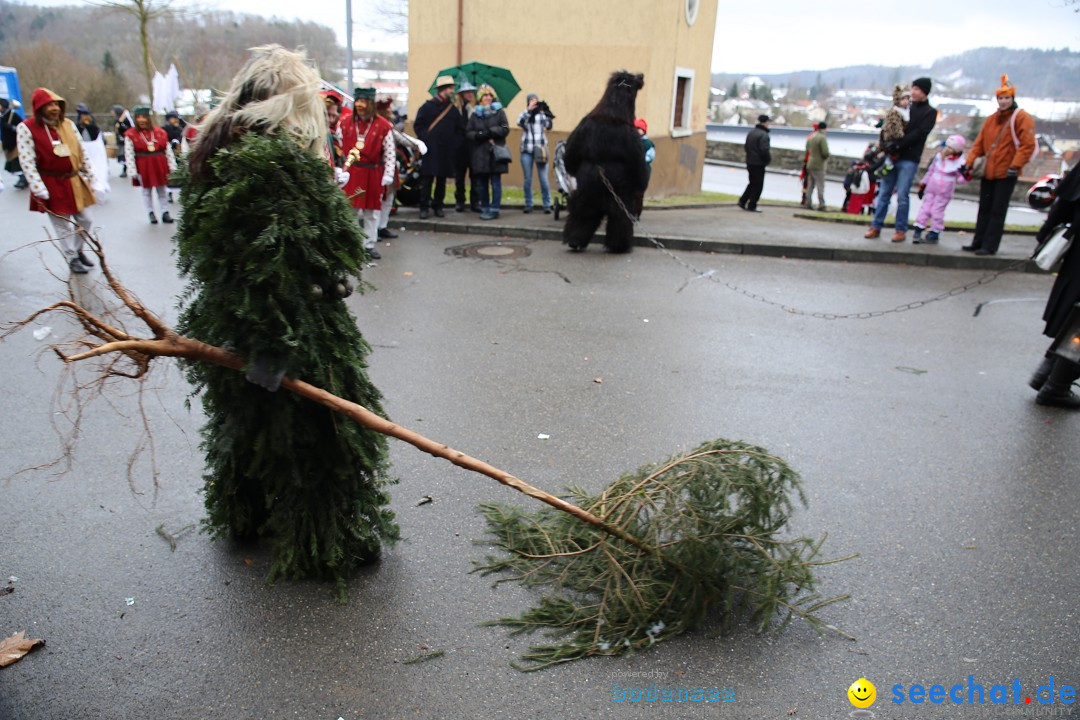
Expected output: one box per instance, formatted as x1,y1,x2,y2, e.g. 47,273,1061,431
1010,109,1039,161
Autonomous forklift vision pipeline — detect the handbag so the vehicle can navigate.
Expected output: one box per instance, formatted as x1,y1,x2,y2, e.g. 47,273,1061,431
1034,225,1073,271
971,120,1011,179
970,156,987,180
491,143,512,164
534,145,549,164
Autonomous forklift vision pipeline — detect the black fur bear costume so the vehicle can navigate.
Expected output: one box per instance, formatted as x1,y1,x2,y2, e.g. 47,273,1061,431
562,71,648,253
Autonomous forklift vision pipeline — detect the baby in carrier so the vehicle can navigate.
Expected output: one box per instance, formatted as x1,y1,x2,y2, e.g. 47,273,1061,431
871,84,910,178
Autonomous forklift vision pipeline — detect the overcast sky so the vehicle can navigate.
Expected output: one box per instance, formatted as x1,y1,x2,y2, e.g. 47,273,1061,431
22,0,1080,75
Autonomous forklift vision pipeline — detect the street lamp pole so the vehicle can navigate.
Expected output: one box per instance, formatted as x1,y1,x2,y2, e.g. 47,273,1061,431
346,0,354,94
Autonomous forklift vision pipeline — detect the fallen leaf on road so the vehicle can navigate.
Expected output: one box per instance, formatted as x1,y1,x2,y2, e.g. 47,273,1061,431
593,378,603,384
0,631,45,667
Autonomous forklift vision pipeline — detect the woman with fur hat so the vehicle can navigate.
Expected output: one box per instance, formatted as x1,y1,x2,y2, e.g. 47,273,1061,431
124,106,177,223
15,87,99,273
176,44,397,588
466,83,510,220
911,134,968,244
961,74,1037,255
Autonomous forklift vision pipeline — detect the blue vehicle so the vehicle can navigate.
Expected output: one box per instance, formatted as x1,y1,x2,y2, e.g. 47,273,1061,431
0,66,24,109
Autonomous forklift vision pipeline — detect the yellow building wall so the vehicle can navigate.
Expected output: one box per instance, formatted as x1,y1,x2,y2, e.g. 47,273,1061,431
407,0,717,196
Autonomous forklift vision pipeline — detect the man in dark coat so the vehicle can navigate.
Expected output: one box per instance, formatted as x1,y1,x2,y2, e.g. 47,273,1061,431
413,75,461,219
866,76,936,243
1029,163,1080,408
739,114,771,212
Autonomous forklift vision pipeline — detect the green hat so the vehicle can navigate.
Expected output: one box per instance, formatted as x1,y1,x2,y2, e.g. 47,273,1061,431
133,105,152,116
353,87,376,101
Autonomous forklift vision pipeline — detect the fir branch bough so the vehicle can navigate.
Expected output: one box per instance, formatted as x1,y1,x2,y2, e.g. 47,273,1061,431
473,439,857,670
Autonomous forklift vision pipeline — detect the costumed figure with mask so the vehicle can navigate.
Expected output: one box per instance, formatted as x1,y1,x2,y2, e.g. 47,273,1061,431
341,86,395,260
15,87,99,274
75,103,111,200
175,45,398,590
124,106,177,224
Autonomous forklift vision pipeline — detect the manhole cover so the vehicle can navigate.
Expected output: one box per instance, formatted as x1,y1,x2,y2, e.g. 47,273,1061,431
446,241,531,259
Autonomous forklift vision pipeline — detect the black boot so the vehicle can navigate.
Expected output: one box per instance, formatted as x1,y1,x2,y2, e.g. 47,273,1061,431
149,212,158,224
1035,359,1080,409
1029,354,1055,391
161,211,174,224
14,174,28,189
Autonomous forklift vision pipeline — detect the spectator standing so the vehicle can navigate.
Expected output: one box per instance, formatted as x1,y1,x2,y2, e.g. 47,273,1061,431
163,110,187,153
804,122,829,211
124,105,177,224
961,75,1036,256
453,79,480,212
911,134,968,244
738,114,771,212
413,75,461,219
75,104,110,199
1,98,28,189
631,117,655,218
112,105,133,177
16,87,98,274
865,76,936,242
517,92,554,213
466,84,510,220
341,87,395,260
377,97,426,241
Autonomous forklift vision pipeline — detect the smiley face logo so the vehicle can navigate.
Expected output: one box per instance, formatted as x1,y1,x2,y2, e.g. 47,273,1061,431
848,678,876,708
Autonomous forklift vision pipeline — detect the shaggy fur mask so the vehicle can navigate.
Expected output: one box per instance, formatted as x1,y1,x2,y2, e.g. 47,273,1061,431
587,71,645,125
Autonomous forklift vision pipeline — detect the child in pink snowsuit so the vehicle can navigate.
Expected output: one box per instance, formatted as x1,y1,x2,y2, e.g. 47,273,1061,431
913,134,968,245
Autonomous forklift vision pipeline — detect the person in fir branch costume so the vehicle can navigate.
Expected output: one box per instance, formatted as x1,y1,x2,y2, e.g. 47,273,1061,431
175,44,398,594
124,105,177,224
341,86,395,260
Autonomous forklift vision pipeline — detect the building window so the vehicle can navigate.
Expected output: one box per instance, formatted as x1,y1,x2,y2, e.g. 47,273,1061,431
685,0,699,25
671,67,694,138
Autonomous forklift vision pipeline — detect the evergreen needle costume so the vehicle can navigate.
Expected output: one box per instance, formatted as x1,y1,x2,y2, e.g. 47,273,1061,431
175,45,397,590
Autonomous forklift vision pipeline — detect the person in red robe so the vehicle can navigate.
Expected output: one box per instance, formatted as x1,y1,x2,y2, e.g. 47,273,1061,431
341,86,394,260
15,87,99,274
124,106,177,224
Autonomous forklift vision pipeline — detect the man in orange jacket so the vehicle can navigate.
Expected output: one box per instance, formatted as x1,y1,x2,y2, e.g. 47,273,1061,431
961,75,1036,256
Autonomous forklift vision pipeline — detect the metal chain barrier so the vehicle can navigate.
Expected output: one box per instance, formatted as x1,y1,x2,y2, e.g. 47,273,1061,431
597,168,1032,320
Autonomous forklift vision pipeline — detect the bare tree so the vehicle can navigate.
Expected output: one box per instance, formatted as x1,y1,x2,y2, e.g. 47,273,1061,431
369,0,408,37
86,0,181,108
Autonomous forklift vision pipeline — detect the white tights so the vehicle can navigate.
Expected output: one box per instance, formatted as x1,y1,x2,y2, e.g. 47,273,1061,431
142,186,168,214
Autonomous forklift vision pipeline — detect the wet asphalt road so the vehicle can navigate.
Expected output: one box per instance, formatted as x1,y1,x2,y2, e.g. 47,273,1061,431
0,176,1077,719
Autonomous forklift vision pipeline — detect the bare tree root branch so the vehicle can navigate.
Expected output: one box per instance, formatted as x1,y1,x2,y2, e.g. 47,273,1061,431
1,227,649,550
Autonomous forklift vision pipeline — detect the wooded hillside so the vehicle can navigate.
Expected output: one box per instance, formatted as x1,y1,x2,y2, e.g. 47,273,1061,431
0,0,342,112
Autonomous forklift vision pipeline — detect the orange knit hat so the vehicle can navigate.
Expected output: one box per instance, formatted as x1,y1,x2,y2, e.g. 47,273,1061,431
995,74,1015,98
